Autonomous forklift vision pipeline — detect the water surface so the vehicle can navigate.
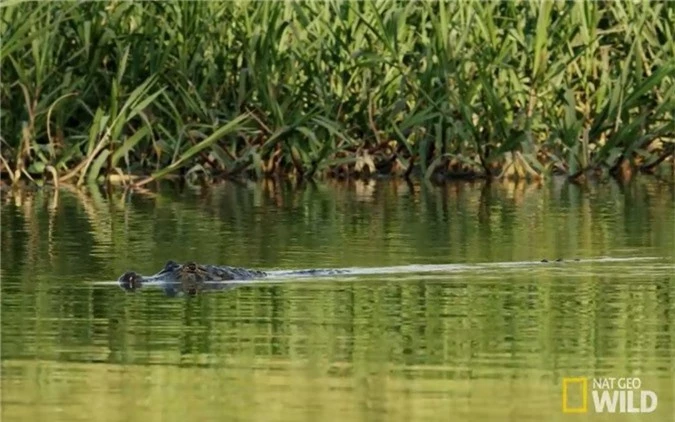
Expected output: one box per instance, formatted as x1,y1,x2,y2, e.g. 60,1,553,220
1,178,674,421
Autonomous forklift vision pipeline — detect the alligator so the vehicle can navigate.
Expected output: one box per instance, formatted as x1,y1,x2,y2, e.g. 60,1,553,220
118,258,580,297
118,260,348,297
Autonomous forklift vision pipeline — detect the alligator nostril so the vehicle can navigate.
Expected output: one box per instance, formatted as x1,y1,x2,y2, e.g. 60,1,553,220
119,271,142,291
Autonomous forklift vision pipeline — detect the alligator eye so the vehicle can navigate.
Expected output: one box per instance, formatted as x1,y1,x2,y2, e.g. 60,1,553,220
164,260,179,271
186,262,197,271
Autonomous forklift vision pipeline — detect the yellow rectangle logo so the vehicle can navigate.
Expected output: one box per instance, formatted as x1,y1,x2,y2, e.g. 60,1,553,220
562,377,588,413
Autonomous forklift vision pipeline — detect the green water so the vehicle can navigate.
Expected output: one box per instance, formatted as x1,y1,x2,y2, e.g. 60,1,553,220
1,178,674,422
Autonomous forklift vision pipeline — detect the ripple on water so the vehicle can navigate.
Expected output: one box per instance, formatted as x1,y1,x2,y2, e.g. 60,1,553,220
1,181,674,422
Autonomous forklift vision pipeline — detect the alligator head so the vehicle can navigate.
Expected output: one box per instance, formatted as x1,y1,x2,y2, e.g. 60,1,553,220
117,260,248,295
117,260,182,292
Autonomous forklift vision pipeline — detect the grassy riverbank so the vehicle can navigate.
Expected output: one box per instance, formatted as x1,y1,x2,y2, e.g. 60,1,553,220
2,1,674,187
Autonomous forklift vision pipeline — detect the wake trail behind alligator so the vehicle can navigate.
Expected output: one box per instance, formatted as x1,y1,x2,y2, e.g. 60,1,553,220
202,256,668,285
262,256,663,280
91,256,664,286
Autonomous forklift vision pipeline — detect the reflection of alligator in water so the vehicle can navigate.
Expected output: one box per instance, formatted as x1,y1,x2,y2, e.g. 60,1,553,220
118,260,348,297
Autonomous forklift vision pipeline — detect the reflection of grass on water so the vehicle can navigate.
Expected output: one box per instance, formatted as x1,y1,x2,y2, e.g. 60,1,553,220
2,177,673,273
1,269,673,422
1,2,673,187
7,359,670,422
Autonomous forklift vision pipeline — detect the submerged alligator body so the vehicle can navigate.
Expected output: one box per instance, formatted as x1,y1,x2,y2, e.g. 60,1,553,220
118,260,347,296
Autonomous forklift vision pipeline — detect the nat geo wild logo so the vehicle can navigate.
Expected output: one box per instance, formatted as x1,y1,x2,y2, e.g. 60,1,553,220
562,377,658,414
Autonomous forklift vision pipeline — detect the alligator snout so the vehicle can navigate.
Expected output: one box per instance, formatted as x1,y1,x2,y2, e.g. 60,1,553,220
118,271,143,291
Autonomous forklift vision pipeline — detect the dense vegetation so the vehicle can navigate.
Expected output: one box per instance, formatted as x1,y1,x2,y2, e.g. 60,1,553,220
2,0,674,186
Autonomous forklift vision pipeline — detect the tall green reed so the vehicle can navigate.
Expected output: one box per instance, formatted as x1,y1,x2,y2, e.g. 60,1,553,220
1,0,673,186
